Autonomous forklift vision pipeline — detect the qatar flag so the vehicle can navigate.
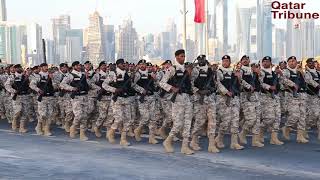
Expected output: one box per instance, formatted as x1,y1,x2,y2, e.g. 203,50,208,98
194,0,205,23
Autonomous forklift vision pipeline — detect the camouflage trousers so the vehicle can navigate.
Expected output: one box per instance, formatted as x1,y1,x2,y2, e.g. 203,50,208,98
137,95,157,133
284,92,307,130
71,96,89,130
30,95,39,122
159,95,172,128
279,91,288,118
12,95,32,123
216,95,240,134
62,97,74,124
260,93,281,132
130,97,139,128
111,97,132,132
38,96,57,126
0,91,5,119
306,95,320,129
4,93,13,123
95,96,113,128
240,92,260,135
192,94,217,137
168,93,193,139
87,97,98,127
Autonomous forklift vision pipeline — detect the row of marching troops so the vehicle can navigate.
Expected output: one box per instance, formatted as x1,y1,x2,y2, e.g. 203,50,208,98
0,49,319,155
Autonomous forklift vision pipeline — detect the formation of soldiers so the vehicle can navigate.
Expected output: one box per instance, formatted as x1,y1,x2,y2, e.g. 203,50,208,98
0,49,320,155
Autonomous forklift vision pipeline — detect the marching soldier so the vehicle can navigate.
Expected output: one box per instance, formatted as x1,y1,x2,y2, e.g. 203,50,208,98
160,49,194,155
190,55,219,153
4,64,31,133
215,55,244,150
29,63,58,136
258,56,284,145
278,61,288,122
280,56,308,143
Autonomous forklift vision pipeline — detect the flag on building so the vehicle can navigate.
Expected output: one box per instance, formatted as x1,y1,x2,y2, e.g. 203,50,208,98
194,0,205,23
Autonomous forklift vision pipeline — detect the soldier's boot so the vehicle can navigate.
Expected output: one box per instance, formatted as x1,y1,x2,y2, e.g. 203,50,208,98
148,131,159,144
127,127,135,137
44,123,52,136
297,130,309,143
190,135,201,151
93,126,102,138
230,134,244,150
252,134,264,148
134,126,143,142
181,139,194,155
158,126,168,139
19,121,28,133
270,132,284,145
208,135,220,153
215,132,225,149
11,119,17,131
64,122,70,133
304,131,309,139
107,128,116,144
120,132,130,146
69,125,76,139
80,129,88,141
35,122,43,135
163,135,174,153
258,129,265,143
239,129,248,145
282,126,290,140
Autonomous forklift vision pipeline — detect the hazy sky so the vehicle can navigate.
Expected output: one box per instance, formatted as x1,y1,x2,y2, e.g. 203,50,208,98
6,0,320,44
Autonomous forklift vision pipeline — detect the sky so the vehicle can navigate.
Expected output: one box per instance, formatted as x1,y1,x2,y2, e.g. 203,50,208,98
6,0,320,44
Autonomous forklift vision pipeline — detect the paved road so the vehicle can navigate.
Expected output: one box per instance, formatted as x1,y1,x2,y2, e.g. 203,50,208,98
0,121,320,180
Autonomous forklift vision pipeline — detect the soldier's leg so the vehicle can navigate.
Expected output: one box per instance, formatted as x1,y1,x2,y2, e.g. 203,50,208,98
70,97,83,138
215,95,231,149
270,96,284,145
207,98,219,153
94,100,109,138
120,100,132,146
190,100,206,151
230,96,244,150
36,98,47,135
63,99,74,133
19,96,29,133
239,95,257,145
148,98,158,144
181,94,194,155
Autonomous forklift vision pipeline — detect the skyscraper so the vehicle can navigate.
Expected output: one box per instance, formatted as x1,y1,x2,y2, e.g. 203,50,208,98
116,18,138,63
301,20,315,58
52,15,71,64
261,0,272,58
27,23,43,66
0,0,7,21
315,26,320,56
286,16,302,60
86,11,105,65
236,5,252,59
104,25,115,62
214,0,228,60
272,27,286,62
66,29,83,63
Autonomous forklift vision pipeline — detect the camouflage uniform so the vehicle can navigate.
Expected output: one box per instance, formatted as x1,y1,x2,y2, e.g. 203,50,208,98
0,74,6,120
85,69,98,130
28,73,41,122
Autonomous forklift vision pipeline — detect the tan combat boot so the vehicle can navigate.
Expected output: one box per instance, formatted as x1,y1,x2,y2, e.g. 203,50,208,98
215,132,225,149
64,122,70,133
304,131,309,139
127,127,135,137
134,126,143,142
44,124,52,136
19,121,28,133
11,119,17,131
252,134,264,148
120,131,130,146
35,122,43,135
230,134,244,150
107,128,116,144
181,139,194,155
93,126,102,138
270,132,284,145
282,126,290,140
80,129,88,141
148,131,159,144
239,129,248,145
190,135,201,151
208,135,220,153
258,129,265,143
297,130,309,143
163,135,174,153
69,125,77,139
158,126,168,139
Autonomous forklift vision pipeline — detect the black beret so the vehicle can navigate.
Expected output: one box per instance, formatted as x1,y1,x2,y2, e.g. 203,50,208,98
222,55,231,60
40,63,48,67
197,55,206,61
279,61,287,65
84,61,91,65
99,61,107,68
59,63,67,68
116,59,125,65
138,59,147,65
162,60,172,65
262,56,272,62
13,64,22,69
241,55,249,61
175,49,185,56
146,62,152,66
287,56,297,62
72,61,80,67
306,58,315,63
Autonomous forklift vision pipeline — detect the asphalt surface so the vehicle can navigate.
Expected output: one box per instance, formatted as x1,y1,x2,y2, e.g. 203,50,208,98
0,120,320,180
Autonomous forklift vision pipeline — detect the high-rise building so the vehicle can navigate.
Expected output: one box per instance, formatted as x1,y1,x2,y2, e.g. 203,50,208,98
66,29,83,63
236,6,252,59
0,24,6,62
301,19,315,59
86,11,106,65
116,18,138,63
52,15,71,64
27,23,43,66
272,27,286,63
160,32,171,60
104,25,115,62
315,25,320,56
45,39,55,65
261,0,272,58
0,0,7,21
214,0,228,60
286,16,302,60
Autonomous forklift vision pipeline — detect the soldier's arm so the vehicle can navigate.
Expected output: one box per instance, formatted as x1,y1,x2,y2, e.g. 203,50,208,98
60,75,76,92
102,72,117,93
4,77,16,94
240,70,252,90
29,78,41,93
304,71,319,88
132,72,145,94
88,74,101,90
159,66,175,92
216,70,229,95
259,71,271,90
280,69,296,88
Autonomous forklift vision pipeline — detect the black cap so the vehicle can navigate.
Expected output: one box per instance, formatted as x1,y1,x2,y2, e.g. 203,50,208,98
59,63,68,68
306,58,315,63
138,59,147,65
287,56,297,62
222,55,231,60
72,61,80,67
197,55,206,61
40,63,48,67
84,61,91,65
162,60,172,65
279,61,287,65
32,66,39,70
262,56,272,62
99,61,107,68
175,49,185,56
13,64,22,69
116,59,125,65
146,62,152,66
241,55,249,61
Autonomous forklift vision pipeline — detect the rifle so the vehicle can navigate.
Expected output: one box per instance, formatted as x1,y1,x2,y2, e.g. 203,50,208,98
139,73,154,103
12,75,29,101
199,71,215,105
37,76,50,102
112,72,136,102
71,74,87,99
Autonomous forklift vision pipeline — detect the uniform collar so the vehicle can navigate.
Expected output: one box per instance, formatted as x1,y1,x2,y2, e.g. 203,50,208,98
306,66,317,74
219,66,233,75
39,71,48,77
261,67,272,74
197,65,208,72
287,66,297,73
116,67,126,76
14,72,22,78
175,62,185,72
71,70,83,77
241,65,251,73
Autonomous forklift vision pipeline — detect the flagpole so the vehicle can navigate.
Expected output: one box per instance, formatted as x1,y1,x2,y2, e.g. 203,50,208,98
182,0,187,52
205,0,209,57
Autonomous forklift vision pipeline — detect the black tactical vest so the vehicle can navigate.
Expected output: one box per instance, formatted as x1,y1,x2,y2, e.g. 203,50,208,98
219,69,240,96
288,69,306,93
306,70,319,95
241,67,254,92
37,75,55,96
253,72,261,92
95,73,112,96
70,73,90,95
261,70,279,94
194,68,215,93
167,68,192,95
12,75,30,95
137,72,156,95
113,72,135,97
